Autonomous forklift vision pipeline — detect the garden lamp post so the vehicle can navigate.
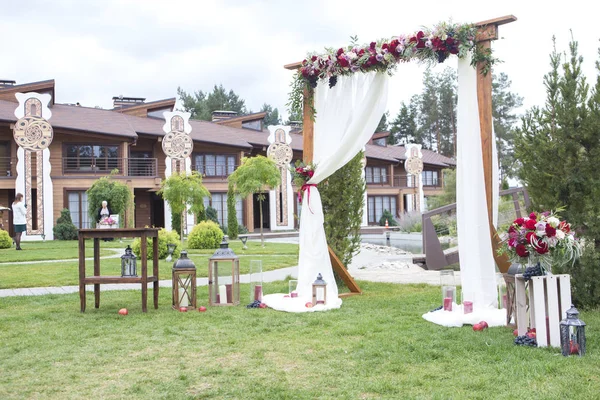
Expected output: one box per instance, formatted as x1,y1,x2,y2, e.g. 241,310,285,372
120,245,137,277
312,273,327,306
208,237,240,306
172,251,197,310
239,235,248,250
560,305,586,356
166,243,176,262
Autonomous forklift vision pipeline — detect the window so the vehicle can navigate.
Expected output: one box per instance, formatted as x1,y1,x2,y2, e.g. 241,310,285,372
367,195,397,224
373,138,386,146
421,170,439,186
242,120,262,131
365,166,388,184
203,193,243,227
194,154,236,177
65,144,119,172
129,151,155,176
0,141,10,177
68,191,90,229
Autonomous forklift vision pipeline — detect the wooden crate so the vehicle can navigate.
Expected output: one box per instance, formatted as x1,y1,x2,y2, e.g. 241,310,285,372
515,274,571,348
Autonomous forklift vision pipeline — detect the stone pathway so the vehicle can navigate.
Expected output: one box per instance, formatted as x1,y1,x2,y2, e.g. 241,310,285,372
0,242,459,298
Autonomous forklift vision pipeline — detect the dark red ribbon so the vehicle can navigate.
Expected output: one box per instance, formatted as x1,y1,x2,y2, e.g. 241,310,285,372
298,183,317,213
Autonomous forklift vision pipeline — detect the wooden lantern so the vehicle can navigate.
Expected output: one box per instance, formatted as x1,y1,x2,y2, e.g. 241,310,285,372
208,237,240,306
312,273,327,306
172,251,197,310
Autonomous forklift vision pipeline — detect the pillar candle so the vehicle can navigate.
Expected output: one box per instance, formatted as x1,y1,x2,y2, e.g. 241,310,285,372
179,287,188,307
290,291,298,298
254,285,262,301
446,288,454,299
219,285,227,304
463,301,473,314
502,294,507,309
226,284,233,303
443,297,452,311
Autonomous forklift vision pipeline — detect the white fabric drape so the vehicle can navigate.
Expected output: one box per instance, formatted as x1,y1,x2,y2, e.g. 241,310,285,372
263,72,389,313
423,53,505,327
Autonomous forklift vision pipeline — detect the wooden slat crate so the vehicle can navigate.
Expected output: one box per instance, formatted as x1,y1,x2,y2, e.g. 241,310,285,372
515,274,572,348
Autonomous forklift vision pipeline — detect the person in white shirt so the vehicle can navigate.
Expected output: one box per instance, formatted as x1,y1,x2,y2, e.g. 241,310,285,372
12,193,27,250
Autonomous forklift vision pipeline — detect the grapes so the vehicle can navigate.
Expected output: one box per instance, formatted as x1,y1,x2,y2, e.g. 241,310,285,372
514,335,537,347
329,76,338,88
522,265,543,281
246,300,262,309
430,305,443,312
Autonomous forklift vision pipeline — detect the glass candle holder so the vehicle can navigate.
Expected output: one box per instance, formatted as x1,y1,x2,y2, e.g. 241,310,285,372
288,279,298,298
442,285,456,311
461,290,473,314
497,273,507,309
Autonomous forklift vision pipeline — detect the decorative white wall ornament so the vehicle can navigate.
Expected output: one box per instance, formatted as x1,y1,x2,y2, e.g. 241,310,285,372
405,143,425,213
13,92,54,240
162,111,193,233
267,125,295,230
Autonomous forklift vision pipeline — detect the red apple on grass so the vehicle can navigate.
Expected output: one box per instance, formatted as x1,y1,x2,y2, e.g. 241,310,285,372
305,302,314,308
198,306,207,312
179,307,187,312
513,329,519,336
259,303,267,309
473,324,483,331
479,321,488,329
118,308,128,315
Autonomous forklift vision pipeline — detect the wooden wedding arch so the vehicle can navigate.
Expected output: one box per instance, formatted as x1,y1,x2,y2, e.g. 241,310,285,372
284,15,517,296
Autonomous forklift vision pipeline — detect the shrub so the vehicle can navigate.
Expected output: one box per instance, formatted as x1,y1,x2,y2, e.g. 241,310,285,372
206,206,219,225
554,245,600,309
397,211,423,233
227,183,239,240
53,209,78,240
0,229,11,249
378,210,398,227
132,228,181,260
188,221,223,249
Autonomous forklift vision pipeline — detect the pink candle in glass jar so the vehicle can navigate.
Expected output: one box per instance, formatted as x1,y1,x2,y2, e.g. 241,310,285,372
443,297,453,311
290,291,298,298
463,301,473,314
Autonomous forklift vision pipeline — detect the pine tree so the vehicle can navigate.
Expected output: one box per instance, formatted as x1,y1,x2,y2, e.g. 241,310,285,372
261,103,282,127
389,102,417,145
493,73,524,180
375,111,389,132
177,84,247,121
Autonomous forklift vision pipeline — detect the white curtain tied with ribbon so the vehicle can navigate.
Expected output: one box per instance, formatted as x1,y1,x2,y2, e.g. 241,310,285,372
422,53,506,327
263,72,389,312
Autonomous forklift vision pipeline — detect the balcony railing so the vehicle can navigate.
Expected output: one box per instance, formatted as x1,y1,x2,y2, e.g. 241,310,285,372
62,157,157,177
0,157,16,178
191,163,239,179
366,175,442,189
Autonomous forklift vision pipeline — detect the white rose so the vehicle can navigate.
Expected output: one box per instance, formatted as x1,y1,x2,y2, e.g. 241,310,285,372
555,230,565,240
547,217,560,228
347,52,357,61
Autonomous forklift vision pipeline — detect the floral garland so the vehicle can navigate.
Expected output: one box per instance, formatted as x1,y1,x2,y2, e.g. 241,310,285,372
288,20,499,119
290,161,316,204
499,210,582,274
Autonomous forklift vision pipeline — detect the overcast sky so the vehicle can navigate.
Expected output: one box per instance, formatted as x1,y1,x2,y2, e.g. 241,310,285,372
1,0,599,121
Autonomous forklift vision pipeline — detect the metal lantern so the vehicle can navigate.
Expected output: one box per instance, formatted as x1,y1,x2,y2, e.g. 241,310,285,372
239,235,248,250
312,273,327,306
560,305,586,356
121,245,137,277
172,251,197,310
166,243,176,262
208,237,240,306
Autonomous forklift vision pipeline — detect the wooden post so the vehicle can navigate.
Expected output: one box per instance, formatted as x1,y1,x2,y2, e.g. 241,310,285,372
78,234,86,312
475,15,517,273
285,63,361,296
94,238,100,308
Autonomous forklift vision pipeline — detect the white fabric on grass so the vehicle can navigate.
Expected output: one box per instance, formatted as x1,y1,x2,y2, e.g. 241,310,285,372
423,53,504,327
263,72,389,313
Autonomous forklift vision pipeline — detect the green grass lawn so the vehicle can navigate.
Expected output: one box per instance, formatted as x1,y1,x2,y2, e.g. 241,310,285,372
0,282,598,399
0,241,298,289
0,240,118,262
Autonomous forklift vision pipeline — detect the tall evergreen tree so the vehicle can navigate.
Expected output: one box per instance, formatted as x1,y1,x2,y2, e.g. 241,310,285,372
437,68,457,157
177,84,247,121
493,73,524,179
417,70,439,150
261,103,282,127
389,102,417,145
375,111,389,132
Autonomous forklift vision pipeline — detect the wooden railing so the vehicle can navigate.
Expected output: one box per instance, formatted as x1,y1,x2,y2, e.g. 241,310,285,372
420,187,530,270
191,163,239,179
62,157,158,177
0,157,16,178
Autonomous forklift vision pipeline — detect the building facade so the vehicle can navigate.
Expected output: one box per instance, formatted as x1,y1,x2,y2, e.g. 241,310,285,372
0,79,455,239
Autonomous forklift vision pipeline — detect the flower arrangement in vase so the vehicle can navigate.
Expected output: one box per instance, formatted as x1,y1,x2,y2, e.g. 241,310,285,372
98,216,117,229
499,210,581,279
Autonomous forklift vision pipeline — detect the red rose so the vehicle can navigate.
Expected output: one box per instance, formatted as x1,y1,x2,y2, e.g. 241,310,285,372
514,218,524,226
545,225,557,237
508,238,517,247
525,219,537,230
535,239,549,254
529,212,537,220
382,43,389,51
389,39,399,53
559,221,571,233
296,167,303,173
416,31,425,39
337,56,349,68
449,46,459,55
416,39,426,49
368,55,377,65
358,49,365,57
300,68,309,78
311,55,317,62
516,244,529,258
508,225,516,234
369,41,376,50
446,37,455,46
526,232,536,244
432,37,444,51
308,170,314,177
336,48,344,57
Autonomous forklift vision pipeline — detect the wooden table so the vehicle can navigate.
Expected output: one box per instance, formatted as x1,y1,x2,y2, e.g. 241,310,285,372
78,228,159,312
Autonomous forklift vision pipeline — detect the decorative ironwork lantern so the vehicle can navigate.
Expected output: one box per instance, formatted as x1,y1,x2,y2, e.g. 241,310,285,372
208,237,240,306
239,235,248,250
312,273,327,306
166,243,176,262
172,251,197,310
121,245,137,277
503,263,524,327
560,305,586,356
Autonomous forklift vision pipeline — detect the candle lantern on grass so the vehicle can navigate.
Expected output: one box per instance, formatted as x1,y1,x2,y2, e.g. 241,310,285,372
312,273,327,306
121,245,137,277
166,243,176,262
208,237,240,306
560,305,586,356
172,251,197,310
440,270,456,311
